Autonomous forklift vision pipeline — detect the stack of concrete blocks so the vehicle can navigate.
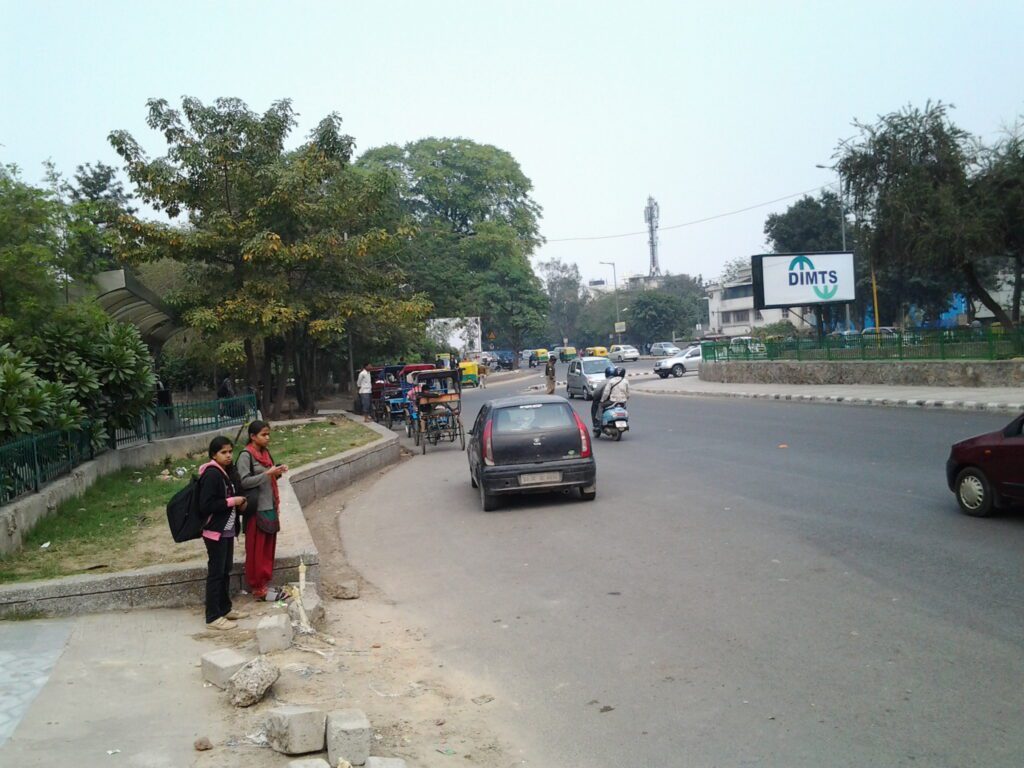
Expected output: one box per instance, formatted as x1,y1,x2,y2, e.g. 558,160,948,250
266,705,378,765
200,648,250,689
257,612,293,653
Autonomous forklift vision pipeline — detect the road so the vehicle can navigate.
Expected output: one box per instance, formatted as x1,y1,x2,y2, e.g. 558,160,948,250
341,371,1024,767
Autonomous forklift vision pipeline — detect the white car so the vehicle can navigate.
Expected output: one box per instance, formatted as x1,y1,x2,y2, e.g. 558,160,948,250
650,342,682,357
609,344,639,362
654,346,702,377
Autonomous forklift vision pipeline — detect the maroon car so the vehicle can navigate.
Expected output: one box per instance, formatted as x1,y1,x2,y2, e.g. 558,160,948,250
946,413,1024,516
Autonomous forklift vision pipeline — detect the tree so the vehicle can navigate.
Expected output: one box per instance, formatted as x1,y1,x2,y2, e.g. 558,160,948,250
718,256,750,283
975,127,1024,323
576,292,619,347
65,161,137,274
659,272,706,335
0,165,63,337
626,291,687,348
836,102,1011,328
110,97,430,415
538,258,588,345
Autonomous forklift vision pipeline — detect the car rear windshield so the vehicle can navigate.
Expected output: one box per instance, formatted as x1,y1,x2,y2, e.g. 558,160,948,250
582,359,611,374
493,403,575,433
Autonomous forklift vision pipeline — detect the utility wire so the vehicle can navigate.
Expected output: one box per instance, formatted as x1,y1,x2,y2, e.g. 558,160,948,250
544,183,832,243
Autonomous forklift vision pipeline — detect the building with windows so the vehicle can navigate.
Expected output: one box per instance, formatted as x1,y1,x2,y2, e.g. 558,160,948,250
705,267,814,337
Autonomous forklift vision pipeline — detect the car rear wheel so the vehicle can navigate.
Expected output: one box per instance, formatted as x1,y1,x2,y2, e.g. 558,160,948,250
579,485,596,501
956,467,995,517
672,364,684,377
480,477,499,512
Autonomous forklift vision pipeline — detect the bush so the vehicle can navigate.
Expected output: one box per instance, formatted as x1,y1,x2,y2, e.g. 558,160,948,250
18,304,155,441
0,344,82,441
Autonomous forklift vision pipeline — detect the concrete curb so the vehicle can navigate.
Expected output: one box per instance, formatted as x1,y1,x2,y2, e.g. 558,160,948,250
633,386,1024,414
0,417,400,618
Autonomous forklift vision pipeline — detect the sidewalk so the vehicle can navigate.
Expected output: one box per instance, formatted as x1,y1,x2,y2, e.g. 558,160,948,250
633,373,1024,413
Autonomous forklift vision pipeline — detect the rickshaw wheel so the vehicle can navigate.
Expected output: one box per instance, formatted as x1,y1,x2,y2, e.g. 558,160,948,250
384,409,393,429
459,422,466,450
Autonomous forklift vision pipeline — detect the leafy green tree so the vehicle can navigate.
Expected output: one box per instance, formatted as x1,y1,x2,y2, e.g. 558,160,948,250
0,344,82,440
576,292,618,347
0,165,63,337
110,97,430,415
975,127,1024,323
718,256,750,283
626,291,687,348
538,258,588,344
836,102,1009,327
659,273,706,333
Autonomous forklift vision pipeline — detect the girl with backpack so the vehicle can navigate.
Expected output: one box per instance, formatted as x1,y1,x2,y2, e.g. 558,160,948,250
237,421,288,601
199,436,249,630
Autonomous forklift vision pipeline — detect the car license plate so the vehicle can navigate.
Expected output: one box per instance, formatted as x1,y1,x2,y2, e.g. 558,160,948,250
615,420,627,428
520,471,561,485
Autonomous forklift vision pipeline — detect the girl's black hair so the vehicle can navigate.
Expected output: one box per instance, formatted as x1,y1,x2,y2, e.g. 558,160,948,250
208,435,233,458
247,420,271,443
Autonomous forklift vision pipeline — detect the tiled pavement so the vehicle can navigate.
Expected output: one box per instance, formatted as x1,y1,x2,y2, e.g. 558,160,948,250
0,619,72,746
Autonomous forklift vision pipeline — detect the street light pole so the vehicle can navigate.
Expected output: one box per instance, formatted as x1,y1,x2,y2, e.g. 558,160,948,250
600,260,621,344
816,163,854,331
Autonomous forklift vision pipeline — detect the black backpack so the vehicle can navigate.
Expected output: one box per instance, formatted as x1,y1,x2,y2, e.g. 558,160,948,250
166,474,205,543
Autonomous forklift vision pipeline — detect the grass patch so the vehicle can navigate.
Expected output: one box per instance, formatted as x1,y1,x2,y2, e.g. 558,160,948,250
0,418,377,584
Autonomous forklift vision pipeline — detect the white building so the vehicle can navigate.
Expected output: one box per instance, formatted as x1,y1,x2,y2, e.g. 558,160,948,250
706,267,815,337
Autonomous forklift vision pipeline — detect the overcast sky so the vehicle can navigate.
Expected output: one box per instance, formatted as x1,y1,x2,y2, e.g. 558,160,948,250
3,1,1023,286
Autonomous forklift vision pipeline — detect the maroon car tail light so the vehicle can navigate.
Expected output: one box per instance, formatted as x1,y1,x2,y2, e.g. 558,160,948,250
483,419,494,466
572,412,592,458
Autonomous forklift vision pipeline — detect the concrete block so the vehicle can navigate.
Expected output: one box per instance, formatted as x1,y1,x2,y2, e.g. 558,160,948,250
289,583,326,627
327,708,372,766
288,760,331,768
257,612,293,653
228,656,279,707
201,647,250,689
365,758,407,768
265,705,326,755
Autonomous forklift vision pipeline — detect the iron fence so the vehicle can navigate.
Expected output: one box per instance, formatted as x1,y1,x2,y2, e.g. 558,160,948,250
0,393,259,507
702,327,1024,363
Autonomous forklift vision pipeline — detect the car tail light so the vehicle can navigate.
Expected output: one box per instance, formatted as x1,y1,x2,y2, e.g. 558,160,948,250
572,412,592,458
483,419,494,466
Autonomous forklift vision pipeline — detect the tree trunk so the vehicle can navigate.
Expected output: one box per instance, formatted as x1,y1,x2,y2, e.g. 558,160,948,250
244,337,257,391
963,261,1015,329
260,338,273,416
272,338,290,419
1013,252,1022,324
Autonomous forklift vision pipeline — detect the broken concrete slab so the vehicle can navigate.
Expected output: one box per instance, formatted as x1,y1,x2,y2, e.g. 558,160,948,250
327,708,371,766
200,647,250,689
227,655,279,707
365,758,407,768
289,582,326,627
288,758,332,768
332,579,360,599
265,704,327,755
257,612,293,653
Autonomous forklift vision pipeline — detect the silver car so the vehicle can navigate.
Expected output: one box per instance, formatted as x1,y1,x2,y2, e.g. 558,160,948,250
566,356,612,400
654,346,701,377
609,344,639,362
650,342,681,357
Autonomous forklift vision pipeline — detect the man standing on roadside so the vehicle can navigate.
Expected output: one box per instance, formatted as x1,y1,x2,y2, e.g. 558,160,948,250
357,363,373,422
544,355,556,395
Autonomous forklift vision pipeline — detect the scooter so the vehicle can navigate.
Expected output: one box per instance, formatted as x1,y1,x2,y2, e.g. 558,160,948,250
594,402,629,441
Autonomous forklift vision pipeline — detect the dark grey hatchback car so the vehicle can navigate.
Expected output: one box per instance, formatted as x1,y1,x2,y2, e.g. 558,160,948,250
467,395,597,511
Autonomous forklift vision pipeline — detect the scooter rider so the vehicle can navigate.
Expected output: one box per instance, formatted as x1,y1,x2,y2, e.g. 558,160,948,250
591,365,629,428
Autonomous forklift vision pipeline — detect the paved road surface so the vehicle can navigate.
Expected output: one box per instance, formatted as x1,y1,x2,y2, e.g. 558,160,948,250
346,384,1024,767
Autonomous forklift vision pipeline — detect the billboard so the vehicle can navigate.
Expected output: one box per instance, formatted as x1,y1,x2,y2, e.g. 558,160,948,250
426,317,482,357
752,252,855,310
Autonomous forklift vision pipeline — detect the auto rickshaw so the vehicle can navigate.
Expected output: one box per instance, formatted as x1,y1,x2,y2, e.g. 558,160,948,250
459,360,479,388
559,346,578,362
534,348,550,363
584,346,609,357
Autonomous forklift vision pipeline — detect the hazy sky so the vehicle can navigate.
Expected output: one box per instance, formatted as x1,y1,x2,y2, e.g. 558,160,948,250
4,1,1023,285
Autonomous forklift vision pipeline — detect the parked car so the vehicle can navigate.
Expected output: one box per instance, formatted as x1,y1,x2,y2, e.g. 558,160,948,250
467,395,597,511
654,346,701,377
946,413,1024,516
728,336,766,355
584,345,609,358
650,342,681,357
609,344,639,362
861,327,898,339
566,356,613,399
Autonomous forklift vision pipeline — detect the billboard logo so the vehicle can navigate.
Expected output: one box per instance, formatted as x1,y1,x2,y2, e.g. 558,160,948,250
788,255,838,300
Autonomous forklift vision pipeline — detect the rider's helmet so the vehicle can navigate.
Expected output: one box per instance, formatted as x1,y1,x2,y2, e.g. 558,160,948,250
605,365,617,378
616,366,627,378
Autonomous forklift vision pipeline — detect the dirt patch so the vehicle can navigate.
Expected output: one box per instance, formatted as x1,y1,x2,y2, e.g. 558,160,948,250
195,457,516,768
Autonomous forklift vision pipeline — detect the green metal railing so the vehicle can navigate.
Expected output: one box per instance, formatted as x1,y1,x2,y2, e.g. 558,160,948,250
0,427,97,506
702,327,1024,363
113,393,258,448
0,394,259,507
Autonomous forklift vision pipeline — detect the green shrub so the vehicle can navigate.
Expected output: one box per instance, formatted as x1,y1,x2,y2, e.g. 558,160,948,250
0,344,82,440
